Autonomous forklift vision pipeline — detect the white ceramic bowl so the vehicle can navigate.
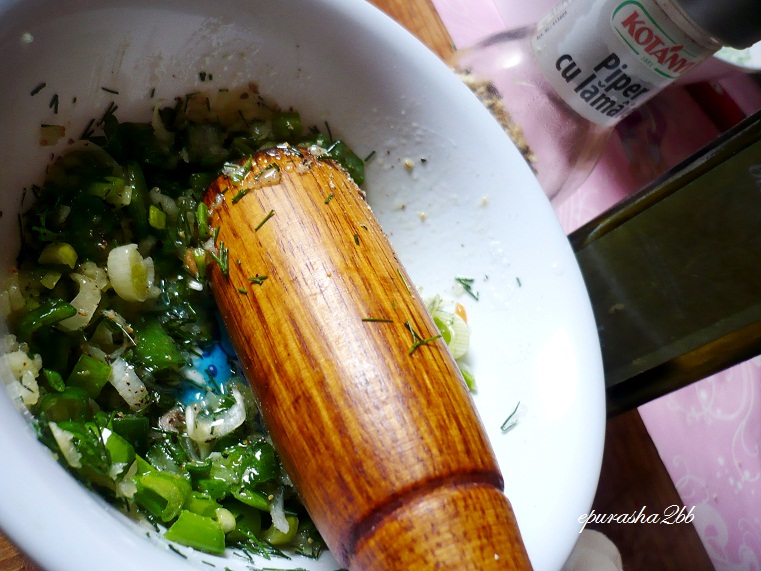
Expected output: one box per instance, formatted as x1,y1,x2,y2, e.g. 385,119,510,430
0,1,605,570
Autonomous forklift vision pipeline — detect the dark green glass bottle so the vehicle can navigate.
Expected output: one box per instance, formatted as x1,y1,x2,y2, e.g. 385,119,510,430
570,109,761,416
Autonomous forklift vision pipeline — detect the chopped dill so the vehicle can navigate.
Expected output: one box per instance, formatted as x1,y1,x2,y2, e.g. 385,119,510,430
254,209,275,232
404,321,441,355
455,276,479,301
324,193,334,204
167,544,188,558
353,233,360,245
396,268,411,294
97,101,118,126
500,402,521,432
79,118,96,140
363,150,376,162
101,86,119,94
254,163,280,180
237,287,248,294
48,93,59,114
231,188,249,204
516,276,522,287
30,82,46,96
210,242,229,277
248,275,268,285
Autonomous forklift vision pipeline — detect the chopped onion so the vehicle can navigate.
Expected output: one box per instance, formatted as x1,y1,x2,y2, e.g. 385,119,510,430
444,312,470,360
58,272,101,331
215,508,237,533
115,460,138,499
107,244,154,302
426,295,471,360
0,273,25,319
49,422,82,468
269,486,290,534
149,187,178,218
185,388,246,443
109,357,149,410
152,101,175,149
79,260,110,290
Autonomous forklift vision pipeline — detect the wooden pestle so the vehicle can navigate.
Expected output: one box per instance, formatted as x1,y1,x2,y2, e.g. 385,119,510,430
203,146,532,570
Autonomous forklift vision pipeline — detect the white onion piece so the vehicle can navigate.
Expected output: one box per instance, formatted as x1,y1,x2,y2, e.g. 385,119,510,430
58,272,101,331
185,388,246,443
107,244,154,302
1,272,26,318
115,461,138,499
79,260,110,290
109,357,149,410
444,312,471,360
49,422,82,468
152,102,175,148
269,485,290,534
426,296,471,360
215,508,237,533
149,187,178,218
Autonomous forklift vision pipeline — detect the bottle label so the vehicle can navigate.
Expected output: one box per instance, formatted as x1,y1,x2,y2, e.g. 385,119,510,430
533,0,717,126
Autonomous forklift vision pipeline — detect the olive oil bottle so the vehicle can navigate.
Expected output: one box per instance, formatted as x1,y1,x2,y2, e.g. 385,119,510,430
570,109,761,415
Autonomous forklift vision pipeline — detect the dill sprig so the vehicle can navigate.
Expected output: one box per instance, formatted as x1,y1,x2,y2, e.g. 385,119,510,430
30,82,46,96
500,402,521,432
403,321,441,355
254,210,275,232
210,242,229,277
455,276,479,301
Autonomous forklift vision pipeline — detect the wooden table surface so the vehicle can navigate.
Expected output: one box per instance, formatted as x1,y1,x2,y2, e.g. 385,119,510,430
0,1,450,569
0,1,715,570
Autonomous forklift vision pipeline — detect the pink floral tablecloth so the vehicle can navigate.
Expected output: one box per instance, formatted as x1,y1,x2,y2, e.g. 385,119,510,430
429,0,761,568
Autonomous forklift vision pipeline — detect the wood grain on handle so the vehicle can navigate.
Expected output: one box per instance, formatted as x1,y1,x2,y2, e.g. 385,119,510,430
204,148,531,570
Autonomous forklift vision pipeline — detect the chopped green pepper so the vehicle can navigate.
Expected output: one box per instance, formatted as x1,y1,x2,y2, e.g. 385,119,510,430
261,514,299,546
124,162,151,240
37,242,78,269
132,317,186,372
232,488,270,511
133,470,192,522
271,111,303,143
184,491,222,519
41,368,66,392
164,510,226,555
66,354,112,398
38,386,91,423
324,140,365,185
110,414,150,454
224,501,262,543
148,205,167,230
15,298,77,343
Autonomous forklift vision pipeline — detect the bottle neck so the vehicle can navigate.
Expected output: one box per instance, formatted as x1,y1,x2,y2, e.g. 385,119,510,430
532,0,721,127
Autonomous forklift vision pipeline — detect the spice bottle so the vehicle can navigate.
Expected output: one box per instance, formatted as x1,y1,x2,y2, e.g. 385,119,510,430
451,0,761,204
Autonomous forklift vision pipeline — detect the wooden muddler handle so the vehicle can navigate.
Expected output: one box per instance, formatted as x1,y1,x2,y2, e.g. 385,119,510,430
204,147,532,570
